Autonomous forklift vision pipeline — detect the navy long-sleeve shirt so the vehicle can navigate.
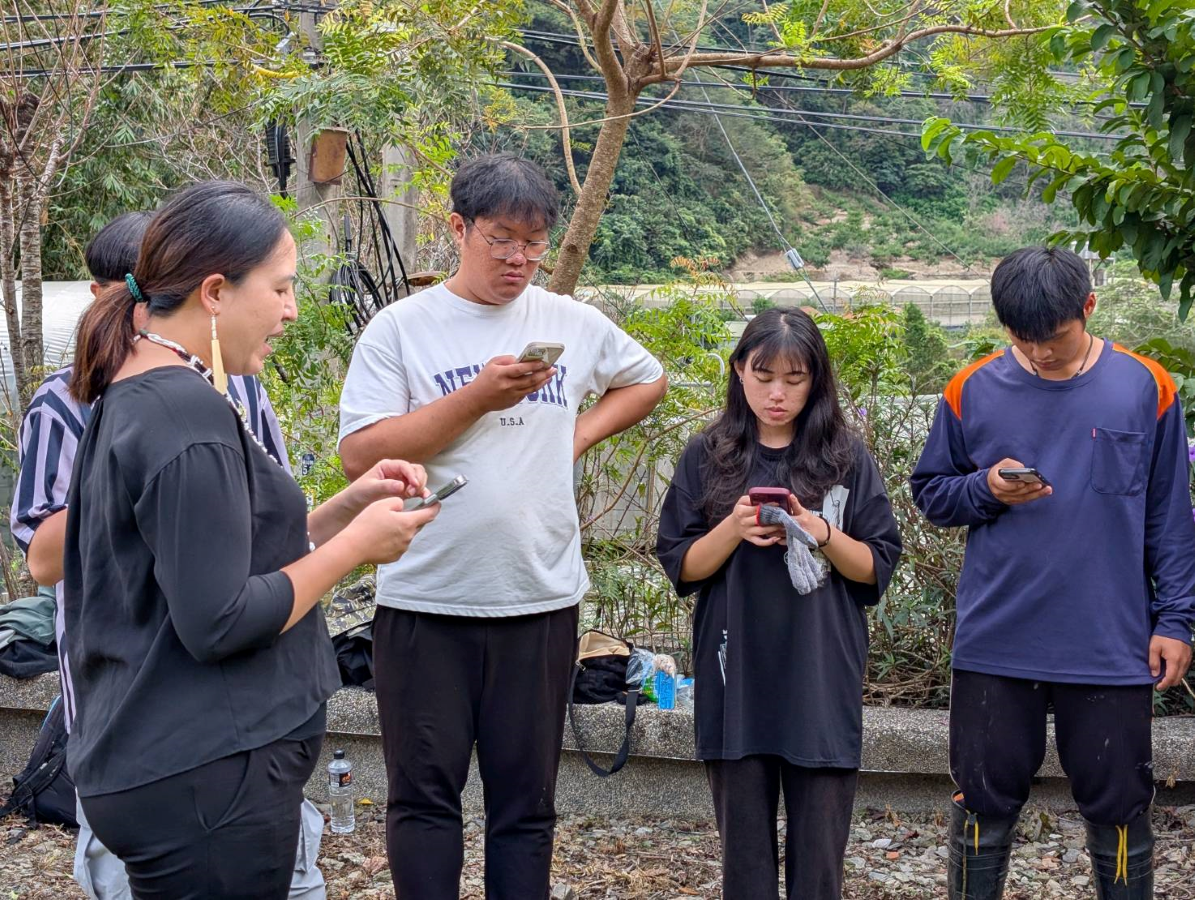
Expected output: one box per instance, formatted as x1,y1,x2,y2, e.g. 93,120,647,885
910,343,1195,685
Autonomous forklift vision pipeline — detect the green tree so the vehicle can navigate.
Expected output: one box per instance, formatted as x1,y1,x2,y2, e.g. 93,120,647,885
506,0,1069,295
900,303,954,393
923,0,1195,315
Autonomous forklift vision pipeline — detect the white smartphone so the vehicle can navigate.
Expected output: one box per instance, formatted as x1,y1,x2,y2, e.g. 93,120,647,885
518,342,565,367
403,475,468,511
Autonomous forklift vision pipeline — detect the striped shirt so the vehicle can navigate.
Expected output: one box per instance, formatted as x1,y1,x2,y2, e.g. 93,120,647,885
10,365,291,730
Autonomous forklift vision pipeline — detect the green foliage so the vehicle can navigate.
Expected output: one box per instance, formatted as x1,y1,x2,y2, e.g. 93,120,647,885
576,282,732,654
901,304,955,393
258,205,358,505
816,302,907,398
1088,264,1195,355
923,0,1195,316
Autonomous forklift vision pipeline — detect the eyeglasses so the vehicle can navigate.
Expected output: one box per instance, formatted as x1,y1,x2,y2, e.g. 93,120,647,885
466,218,550,262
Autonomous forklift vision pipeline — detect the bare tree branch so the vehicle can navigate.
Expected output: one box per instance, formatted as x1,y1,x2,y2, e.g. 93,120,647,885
546,0,602,73
502,40,582,197
812,0,832,38
660,22,1053,75
592,0,630,96
642,0,665,78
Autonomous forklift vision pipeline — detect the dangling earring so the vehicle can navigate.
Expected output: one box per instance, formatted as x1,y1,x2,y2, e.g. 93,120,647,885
210,313,228,394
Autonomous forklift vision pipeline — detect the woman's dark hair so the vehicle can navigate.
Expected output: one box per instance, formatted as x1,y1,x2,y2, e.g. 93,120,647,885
71,181,287,404
450,153,559,229
700,307,855,519
991,246,1092,343
83,211,153,284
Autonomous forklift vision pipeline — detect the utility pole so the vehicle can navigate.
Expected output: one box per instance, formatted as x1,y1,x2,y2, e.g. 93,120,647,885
380,144,417,273
294,11,341,265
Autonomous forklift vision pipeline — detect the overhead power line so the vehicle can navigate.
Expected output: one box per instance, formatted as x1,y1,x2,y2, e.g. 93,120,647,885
499,80,1125,143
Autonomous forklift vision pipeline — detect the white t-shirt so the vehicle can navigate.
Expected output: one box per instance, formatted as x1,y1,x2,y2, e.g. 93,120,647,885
338,282,664,616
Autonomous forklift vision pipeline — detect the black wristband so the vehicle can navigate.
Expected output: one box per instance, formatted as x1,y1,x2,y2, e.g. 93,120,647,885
816,514,832,548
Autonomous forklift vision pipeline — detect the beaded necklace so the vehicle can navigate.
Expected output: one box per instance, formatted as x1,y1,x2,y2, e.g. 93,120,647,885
135,330,283,469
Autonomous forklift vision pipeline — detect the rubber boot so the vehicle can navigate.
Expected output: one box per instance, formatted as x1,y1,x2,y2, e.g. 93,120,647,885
1085,808,1154,899
948,794,1017,900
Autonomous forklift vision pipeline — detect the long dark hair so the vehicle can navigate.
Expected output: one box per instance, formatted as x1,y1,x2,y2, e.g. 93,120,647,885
700,307,855,519
70,181,287,404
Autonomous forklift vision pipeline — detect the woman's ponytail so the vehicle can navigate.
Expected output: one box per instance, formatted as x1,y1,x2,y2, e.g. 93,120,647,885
70,282,138,404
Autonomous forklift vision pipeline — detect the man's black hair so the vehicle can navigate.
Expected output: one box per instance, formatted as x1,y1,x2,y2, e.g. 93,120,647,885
450,154,559,230
990,246,1092,343
83,211,154,284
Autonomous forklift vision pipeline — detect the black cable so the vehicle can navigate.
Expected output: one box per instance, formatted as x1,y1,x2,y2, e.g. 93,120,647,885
500,81,923,137
502,76,1124,142
519,28,1086,83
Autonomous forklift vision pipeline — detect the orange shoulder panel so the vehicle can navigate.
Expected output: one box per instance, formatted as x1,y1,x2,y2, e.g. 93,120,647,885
1112,344,1177,419
943,350,1005,420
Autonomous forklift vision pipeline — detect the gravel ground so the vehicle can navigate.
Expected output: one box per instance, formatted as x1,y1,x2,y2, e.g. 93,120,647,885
2,804,1194,898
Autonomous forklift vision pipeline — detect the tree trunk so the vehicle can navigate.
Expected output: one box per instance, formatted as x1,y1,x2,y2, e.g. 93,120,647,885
0,178,23,406
17,176,44,403
548,90,638,297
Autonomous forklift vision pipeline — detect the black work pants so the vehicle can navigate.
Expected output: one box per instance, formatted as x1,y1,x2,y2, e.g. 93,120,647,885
706,755,859,900
80,735,322,900
949,669,1154,825
373,604,579,900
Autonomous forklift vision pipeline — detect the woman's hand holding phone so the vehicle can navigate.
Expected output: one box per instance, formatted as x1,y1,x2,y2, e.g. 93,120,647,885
728,495,786,547
345,458,429,513
341,498,440,566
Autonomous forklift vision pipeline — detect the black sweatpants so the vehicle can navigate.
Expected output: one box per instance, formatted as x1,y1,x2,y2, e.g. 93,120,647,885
373,604,579,900
80,735,322,900
706,755,859,900
950,669,1154,825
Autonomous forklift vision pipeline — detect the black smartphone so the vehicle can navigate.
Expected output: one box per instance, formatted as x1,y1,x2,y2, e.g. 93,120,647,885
997,467,1052,488
403,475,468,511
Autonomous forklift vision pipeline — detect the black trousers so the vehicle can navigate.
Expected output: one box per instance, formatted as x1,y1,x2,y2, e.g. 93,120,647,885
950,669,1154,825
706,755,859,900
373,604,579,900
80,735,322,900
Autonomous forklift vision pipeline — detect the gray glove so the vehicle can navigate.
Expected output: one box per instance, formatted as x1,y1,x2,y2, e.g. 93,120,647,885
757,503,827,595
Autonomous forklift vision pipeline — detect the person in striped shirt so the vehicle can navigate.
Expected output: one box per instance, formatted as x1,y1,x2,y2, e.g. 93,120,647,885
9,211,325,900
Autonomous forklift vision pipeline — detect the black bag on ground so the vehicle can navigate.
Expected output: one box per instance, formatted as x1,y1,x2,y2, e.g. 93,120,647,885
0,695,77,827
567,630,644,778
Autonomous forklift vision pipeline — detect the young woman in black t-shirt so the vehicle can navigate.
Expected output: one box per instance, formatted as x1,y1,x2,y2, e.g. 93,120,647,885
657,307,902,900
63,181,440,899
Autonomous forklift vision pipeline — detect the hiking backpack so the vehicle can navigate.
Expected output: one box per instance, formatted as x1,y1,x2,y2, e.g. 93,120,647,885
0,695,77,827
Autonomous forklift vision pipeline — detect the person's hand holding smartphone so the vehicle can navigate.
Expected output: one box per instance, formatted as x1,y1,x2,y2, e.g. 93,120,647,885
518,342,564,367
467,356,557,412
404,475,468,511
987,458,1053,505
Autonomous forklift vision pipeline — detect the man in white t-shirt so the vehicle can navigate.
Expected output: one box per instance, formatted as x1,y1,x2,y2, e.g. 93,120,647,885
339,154,666,898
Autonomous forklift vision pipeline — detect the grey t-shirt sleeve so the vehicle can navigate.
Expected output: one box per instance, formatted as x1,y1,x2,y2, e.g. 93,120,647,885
134,441,295,664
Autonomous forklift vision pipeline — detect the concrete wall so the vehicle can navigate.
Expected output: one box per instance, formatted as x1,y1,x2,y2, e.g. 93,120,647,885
5,674,1194,818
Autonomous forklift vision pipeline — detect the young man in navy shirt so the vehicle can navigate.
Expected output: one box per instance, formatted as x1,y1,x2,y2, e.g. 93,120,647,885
912,247,1195,899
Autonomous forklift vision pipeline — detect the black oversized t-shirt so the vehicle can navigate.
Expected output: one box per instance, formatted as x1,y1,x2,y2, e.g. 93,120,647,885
656,435,901,768
63,366,340,797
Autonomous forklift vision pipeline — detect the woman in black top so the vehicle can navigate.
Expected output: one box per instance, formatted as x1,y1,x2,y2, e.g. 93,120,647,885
63,181,439,900
656,308,901,900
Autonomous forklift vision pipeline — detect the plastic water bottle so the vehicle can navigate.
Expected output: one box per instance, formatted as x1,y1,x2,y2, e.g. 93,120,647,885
328,749,355,834
654,671,676,710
